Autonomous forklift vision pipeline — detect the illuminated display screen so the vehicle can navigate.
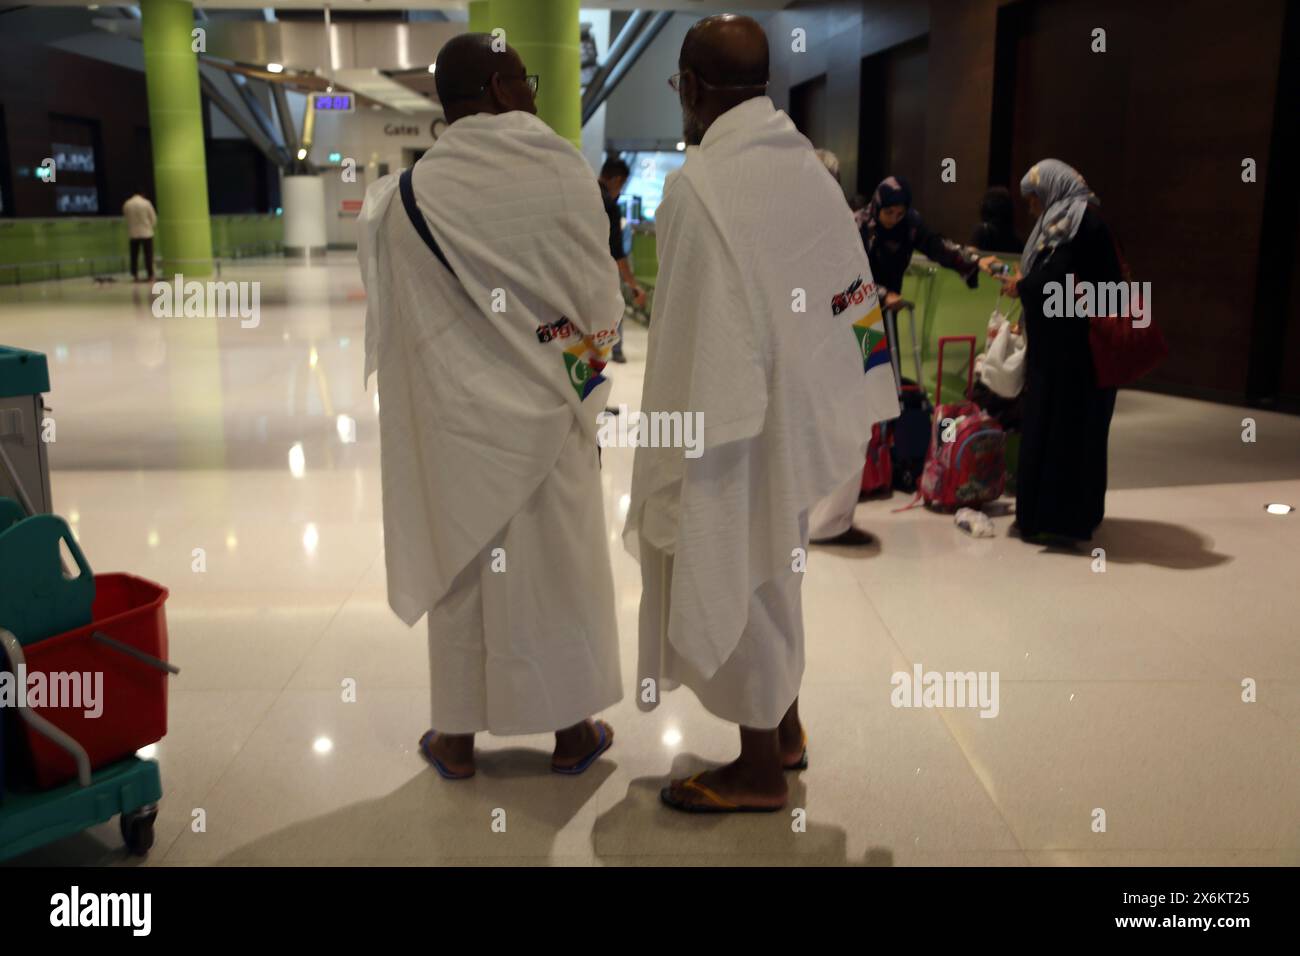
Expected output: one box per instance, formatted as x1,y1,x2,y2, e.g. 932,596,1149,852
52,143,95,173
314,94,354,113
55,186,98,214
623,151,686,221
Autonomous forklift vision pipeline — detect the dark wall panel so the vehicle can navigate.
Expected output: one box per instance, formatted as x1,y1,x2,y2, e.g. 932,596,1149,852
206,140,273,215
0,38,153,218
768,0,928,201
767,0,1292,404
859,37,928,203
920,0,1000,237
789,74,829,147
1001,0,1286,398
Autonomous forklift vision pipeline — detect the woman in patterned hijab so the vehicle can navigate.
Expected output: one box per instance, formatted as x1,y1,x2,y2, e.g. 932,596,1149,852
1017,159,1098,274
860,174,999,313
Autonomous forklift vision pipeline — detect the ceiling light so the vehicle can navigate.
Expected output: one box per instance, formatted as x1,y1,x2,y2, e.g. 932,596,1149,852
267,62,284,74
1265,503,1294,515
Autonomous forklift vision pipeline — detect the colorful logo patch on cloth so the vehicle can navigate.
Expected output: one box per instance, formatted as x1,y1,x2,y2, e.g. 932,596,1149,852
536,316,578,344
834,274,889,374
852,306,891,374
563,344,606,401
832,275,878,316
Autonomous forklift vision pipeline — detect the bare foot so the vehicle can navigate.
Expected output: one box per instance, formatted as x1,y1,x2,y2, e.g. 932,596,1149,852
419,730,475,778
778,718,805,769
552,719,613,771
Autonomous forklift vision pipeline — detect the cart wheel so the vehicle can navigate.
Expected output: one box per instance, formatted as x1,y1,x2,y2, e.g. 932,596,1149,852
121,805,158,856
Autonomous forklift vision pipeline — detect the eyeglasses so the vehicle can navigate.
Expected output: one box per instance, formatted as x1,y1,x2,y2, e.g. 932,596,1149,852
474,73,539,96
668,70,769,93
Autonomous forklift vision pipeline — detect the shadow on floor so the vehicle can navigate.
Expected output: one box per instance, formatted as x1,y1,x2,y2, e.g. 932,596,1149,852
809,534,883,559
204,751,612,864
1089,518,1232,570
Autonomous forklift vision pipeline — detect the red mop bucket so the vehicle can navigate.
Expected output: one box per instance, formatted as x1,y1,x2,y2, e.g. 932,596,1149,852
20,573,171,789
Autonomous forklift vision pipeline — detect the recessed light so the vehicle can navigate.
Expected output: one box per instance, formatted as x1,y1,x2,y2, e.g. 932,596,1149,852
1265,503,1294,515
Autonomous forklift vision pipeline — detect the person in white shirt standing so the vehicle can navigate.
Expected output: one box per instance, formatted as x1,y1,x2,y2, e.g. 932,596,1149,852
122,191,157,282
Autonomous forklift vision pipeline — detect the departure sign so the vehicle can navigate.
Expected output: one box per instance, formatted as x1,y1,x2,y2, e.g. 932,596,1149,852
314,93,354,113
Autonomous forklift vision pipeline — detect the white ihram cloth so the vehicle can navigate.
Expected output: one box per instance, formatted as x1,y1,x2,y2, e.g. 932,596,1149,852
624,98,899,728
808,472,861,540
358,110,624,734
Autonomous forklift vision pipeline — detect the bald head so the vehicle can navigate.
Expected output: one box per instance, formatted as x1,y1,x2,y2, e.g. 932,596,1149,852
680,14,770,87
676,15,770,145
434,32,536,123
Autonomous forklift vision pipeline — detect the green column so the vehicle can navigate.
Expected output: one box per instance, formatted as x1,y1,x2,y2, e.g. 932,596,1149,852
141,0,212,277
468,0,494,34
491,0,581,148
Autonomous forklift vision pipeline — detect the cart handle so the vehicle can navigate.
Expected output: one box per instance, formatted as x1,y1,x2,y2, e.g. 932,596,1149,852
0,628,92,788
92,631,180,675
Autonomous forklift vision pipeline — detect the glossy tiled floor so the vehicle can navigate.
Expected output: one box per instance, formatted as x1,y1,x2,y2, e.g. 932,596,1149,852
2,255,1297,866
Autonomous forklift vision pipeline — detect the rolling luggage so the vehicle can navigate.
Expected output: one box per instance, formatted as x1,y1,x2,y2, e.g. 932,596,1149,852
892,380,931,492
919,401,1006,509
882,303,932,492
894,331,1007,512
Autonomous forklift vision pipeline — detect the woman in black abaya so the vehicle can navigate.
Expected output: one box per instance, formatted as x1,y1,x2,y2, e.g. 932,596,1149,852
1000,159,1121,542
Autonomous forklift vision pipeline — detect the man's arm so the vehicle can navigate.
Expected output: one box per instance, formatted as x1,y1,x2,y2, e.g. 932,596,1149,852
605,193,646,307
617,256,646,307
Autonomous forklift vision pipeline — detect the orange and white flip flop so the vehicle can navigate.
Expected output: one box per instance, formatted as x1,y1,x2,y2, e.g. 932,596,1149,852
659,773,784,814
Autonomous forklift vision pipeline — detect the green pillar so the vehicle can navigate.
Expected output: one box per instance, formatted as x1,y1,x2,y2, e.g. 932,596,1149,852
468,0,494,34
491,0,581,148
141,0,213,277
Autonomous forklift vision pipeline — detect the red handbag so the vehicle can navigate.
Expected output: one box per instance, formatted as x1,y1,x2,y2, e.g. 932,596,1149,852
1087,241,1168,388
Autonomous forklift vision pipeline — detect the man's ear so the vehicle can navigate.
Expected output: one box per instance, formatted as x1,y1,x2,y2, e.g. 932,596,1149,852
487,72,507,111
681,72,700,108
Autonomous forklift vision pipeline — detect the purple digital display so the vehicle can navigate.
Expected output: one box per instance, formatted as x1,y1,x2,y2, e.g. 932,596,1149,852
313,94,354,112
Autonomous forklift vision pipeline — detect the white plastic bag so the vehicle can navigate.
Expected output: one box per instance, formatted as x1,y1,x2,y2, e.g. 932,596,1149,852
977,306,1026,398
955,507,995,537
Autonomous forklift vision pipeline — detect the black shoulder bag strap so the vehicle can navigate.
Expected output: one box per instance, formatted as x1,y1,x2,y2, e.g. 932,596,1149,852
399,167,457,279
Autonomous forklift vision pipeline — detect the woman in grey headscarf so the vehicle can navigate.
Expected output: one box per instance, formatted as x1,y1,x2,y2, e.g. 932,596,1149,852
999,159,1124,543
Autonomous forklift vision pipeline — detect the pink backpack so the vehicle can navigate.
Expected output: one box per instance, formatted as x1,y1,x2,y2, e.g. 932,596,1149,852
919,401,1006,510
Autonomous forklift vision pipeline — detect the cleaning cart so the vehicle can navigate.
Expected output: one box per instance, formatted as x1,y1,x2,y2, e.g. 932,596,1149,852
0,346,53,515
0,347,176,862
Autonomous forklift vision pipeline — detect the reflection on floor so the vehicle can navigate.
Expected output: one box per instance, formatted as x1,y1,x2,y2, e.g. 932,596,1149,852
2,254,1297,866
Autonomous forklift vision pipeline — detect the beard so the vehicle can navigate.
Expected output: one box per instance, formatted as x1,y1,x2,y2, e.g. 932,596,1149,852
683,110,705,147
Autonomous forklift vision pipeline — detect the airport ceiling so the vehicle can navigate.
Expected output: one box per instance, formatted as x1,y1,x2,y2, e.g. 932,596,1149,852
21,1,795,10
